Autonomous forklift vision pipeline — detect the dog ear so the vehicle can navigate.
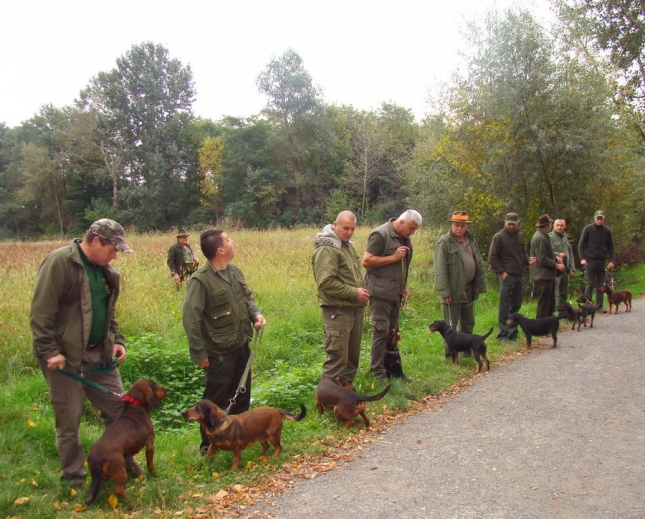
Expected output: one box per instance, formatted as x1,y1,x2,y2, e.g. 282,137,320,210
200,401,223,429
145,381,163,409
126,379,147,404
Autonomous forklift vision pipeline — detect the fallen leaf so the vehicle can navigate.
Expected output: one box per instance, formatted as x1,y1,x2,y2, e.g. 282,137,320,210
210,490,229,501
69,488,77,497
75,504,86,512
108,493,118,509
27,419,37,427
14,497,30,506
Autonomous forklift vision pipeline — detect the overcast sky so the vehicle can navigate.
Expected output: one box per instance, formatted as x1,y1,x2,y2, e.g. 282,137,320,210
0,0,552,128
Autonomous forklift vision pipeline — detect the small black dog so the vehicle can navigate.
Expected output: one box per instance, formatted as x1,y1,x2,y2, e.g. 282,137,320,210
384,329,407,379
429,320,492,372
561,295,596,331
507,313,566,348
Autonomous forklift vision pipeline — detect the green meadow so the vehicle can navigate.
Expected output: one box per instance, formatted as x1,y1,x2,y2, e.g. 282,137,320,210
1,228,643,519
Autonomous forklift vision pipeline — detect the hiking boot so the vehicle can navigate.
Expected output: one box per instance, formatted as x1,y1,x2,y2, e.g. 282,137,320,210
61,473,86,489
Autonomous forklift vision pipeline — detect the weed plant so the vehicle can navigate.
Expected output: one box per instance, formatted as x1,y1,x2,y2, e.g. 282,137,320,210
1,229,643,518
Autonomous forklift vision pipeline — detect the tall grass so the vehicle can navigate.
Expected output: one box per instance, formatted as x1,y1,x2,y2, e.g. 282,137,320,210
1,228,643,518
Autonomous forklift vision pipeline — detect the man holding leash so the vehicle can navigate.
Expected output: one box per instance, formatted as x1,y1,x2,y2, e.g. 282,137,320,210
363,209,422,382
488,212,534,342
578,210,615,313
182,229,266,451
312,211,369,383
30,218,133,488
434,211,487,354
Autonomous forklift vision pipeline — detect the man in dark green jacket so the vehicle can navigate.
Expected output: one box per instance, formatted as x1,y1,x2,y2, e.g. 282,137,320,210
578,210,615,311
530,214,565,319
312,211,370,383
549,219,575,308
30,219,133,488
434,211,487,354
182,229,266,451
167,229,199,287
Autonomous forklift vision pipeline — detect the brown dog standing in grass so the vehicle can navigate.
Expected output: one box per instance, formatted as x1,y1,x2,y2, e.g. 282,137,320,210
85,379,167,505
314,376,390,429
182,400,306,469
599,284,632,314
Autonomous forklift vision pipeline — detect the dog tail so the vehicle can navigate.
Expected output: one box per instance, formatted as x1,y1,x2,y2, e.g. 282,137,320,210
358,384,391,402
483,327,493,340
85,456,102,505
281,404,307,422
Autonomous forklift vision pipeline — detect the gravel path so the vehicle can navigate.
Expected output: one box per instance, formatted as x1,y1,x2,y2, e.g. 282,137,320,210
243,303,645,519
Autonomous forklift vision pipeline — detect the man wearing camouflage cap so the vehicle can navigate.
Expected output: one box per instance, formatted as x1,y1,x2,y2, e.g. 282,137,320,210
30,218,135,488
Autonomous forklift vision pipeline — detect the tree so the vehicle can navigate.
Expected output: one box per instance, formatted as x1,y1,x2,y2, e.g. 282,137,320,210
79,42,196,229
197,136,224,214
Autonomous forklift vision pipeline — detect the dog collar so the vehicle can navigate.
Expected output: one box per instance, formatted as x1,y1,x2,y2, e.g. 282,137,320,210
123,395,145,407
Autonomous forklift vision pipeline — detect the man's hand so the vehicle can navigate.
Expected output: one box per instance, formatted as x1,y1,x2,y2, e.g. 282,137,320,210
401,286,410,306
529,257,537,265
254,315,267,330
356,288,370,303
608,261,615,269
393,246,409,261
172,273,180,282
444,295,452,304
198,358,209,369
113,343,127,365
501,272,508,280
46,354,66,371
581,259,588,267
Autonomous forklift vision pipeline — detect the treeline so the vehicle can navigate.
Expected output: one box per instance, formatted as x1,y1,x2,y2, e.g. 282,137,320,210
1,4,644,261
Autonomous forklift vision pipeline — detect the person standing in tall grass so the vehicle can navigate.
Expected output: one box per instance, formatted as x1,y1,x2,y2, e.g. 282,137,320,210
167,229,199,288
182,229,266,452
363,209,422,382
30,219,134,488
312,211,370,384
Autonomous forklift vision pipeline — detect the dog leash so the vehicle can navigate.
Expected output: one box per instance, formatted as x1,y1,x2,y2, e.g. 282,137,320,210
56,358,124,397
224,327,263,415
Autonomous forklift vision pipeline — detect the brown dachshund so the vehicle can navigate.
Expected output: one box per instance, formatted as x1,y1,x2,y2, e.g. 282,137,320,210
86,379,167,504
599,284,632,314
182,400,306,469
314,376,390,429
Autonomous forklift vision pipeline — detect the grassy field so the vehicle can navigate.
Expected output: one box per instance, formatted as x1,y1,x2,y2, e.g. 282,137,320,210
1,228,643,519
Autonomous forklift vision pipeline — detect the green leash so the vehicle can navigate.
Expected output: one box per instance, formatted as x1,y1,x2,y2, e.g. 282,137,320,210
56,357,123,397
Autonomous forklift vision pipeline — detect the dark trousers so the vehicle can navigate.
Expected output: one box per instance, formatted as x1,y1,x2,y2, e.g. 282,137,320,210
369,299,400,380
584,262,606,308
555,272,570,308
200,343,251,449
497,274,523,339
535,279,556,319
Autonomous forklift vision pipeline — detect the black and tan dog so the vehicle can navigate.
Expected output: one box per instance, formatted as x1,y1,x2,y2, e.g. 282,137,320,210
86,379,167,505
507,313,566,348
314,376,390,429
559,296,596,331
384,329,407,379
428,320,492,373
182,400,305,469
599,284,633,314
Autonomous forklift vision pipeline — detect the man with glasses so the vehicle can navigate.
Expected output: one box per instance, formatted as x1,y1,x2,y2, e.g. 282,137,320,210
489,213,535,341
578,210,615,313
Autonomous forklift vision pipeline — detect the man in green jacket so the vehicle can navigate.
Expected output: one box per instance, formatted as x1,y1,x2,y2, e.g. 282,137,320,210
30,218,133,488
182,229,266,451
312,211,370,383
530,214,565,319
434,211,487,354
549,219,575,308
363,209,422,382
167,229,199,287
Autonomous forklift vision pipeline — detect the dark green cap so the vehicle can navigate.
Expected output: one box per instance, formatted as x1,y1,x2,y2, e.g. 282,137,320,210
89,219,133,253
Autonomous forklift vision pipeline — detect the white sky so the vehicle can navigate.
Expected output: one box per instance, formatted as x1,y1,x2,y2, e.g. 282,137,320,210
0,0,552,128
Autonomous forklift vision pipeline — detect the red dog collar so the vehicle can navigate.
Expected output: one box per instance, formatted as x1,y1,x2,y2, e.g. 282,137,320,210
123,395,145,407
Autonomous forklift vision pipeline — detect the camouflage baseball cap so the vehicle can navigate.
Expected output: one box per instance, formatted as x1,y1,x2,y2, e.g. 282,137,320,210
88,219,133,253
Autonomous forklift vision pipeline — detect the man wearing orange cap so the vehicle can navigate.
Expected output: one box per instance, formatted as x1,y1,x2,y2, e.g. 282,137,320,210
434,211,487,354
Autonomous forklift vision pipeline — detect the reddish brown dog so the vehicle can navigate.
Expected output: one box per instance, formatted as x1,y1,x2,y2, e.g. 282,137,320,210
314,376,390,429
182,400,306,469
599,284,632,314
86,379,167,504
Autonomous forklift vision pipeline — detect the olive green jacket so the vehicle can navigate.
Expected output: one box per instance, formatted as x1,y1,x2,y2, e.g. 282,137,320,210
530,228,557,280
30,240,124,368
312,224,366,308
182,262,261,364
549,230,575,272
434,230,487,303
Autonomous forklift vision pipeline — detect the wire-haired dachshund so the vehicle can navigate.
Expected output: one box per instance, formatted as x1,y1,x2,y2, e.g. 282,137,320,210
507,313,566,348
428,320,492,372
315,376,390,429
86,379,167,505
182,400,306,469
599,284,632,314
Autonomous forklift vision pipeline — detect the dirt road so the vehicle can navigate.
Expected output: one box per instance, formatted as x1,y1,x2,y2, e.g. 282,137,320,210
243,304,645,518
